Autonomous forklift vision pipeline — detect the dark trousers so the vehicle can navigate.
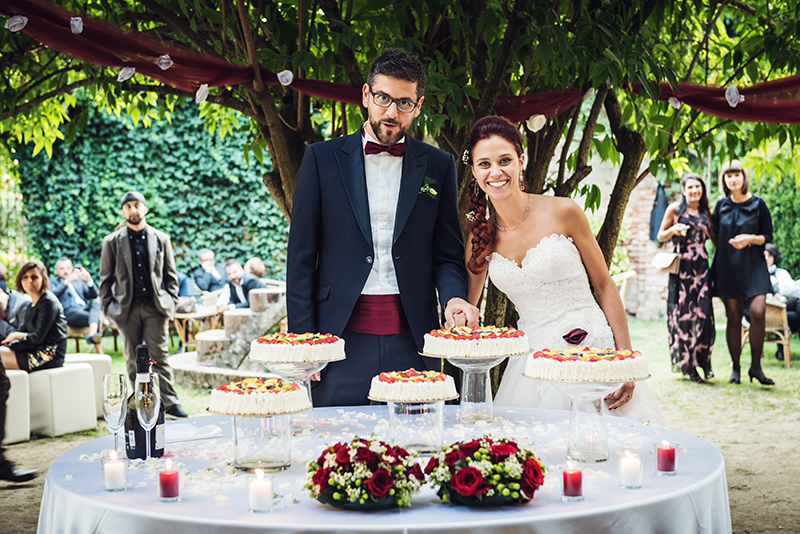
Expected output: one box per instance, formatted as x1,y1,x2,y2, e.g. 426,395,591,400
117,301,180,410
786,298,800,332
0,356,9,460
311,330,436,407
64,300,101,328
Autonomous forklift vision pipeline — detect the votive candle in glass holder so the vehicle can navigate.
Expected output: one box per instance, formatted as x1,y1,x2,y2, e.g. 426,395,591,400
655,440,678,476
158,458,180,502
102,450,127,491
618,450,643,489
561,461,584,502
249,469,273,513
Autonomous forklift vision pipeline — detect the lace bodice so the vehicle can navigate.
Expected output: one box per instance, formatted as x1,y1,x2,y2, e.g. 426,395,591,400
488,234,615,350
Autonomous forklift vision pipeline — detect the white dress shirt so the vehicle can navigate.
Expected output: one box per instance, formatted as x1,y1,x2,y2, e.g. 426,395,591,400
361,126,403,295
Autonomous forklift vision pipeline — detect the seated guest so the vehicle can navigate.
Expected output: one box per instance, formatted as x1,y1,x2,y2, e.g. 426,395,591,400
218,259,265,312
177,272,190,297
51,258,104,353
244,257,266,279
0,283,31,340
193,249,228,292
764,244,800,361
0,260,67,373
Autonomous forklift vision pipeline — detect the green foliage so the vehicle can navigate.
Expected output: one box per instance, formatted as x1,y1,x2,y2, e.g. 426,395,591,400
15,101,288,279
588,215,631,276
743,143,800,276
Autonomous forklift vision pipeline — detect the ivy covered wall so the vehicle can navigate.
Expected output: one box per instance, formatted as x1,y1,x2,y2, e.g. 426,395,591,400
16,101,288,279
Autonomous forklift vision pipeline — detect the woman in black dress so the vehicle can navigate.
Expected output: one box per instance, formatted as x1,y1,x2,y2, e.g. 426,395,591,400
657,173,716,382
711,161,774,385
0,260,67,373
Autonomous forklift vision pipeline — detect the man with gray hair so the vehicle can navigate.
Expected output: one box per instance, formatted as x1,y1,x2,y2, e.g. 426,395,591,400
99,191,187,418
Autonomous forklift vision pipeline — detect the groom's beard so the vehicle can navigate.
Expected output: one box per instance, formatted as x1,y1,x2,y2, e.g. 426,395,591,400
369,118,407,146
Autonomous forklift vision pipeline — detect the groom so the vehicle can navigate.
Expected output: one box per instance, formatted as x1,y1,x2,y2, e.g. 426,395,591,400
286,48,479,406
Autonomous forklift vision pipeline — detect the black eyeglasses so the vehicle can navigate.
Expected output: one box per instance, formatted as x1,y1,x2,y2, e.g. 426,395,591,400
369,91,419,113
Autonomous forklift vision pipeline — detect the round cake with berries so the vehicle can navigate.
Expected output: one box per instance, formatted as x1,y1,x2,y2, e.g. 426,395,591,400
249,332,345,363
208,377,312,415
523,348,649,382
368,369,458,402
422,326,529,358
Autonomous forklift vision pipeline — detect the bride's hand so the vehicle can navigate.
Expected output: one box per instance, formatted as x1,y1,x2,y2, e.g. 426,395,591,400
604,382,635,410
444,298,480,329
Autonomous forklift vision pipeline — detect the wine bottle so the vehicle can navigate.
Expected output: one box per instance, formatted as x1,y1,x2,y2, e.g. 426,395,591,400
124,344,166,459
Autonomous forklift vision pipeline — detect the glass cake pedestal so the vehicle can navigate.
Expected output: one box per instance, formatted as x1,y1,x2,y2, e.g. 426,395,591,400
369,396,456,454
546,377,649,463
443,352,530,424
259,359,341,432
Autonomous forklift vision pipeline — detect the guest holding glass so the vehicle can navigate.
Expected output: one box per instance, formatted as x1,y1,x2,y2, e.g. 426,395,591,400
657,173,716,382
763,244,800,361
711,160,774,385
0,260,67,373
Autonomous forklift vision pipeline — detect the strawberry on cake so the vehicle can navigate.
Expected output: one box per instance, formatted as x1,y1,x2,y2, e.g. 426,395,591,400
422,326,529,358
368,369,457,402
209,377,312,415
249,332,345,363
523,348,649,382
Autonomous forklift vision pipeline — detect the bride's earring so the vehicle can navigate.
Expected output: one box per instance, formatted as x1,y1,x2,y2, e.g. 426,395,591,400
519,172,525,191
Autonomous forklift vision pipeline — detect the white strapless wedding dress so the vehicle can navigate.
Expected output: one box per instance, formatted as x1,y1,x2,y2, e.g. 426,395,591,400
491,234,664,423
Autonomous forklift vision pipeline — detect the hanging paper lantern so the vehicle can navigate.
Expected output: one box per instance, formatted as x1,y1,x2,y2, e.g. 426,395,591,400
725,85,744,108
156,54,173,70
4,16,28,32
668,97,681,110
195,84,209,104
117,67,136,82
70,17,83,34
277,70,294,86
526,114,546,133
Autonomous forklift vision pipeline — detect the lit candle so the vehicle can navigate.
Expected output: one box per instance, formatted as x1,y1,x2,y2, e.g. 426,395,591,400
158,458,180,501
562,461,583,501
102,450,126,492
618,450,643,488
656,440,677,475
249,469,273,513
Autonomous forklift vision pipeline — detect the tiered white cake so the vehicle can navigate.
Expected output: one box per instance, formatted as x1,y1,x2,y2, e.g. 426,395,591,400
423,326,529,358
523,348,649,382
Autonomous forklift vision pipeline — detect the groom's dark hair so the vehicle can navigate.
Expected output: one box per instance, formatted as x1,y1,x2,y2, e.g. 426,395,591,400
367,48,426,100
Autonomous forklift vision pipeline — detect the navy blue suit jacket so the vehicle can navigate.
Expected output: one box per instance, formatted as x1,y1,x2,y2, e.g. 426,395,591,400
193,263,228,292
286,129,469,350
50,277,98,311
228,273,265,308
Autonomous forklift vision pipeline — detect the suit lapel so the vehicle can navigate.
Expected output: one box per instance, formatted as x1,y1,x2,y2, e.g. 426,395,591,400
146,226,157,274
118,227,133,285
335,130,373,248
394,138,428,244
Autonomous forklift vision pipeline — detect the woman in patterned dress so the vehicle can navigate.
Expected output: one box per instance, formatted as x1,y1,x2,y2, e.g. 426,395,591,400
657,173,716,382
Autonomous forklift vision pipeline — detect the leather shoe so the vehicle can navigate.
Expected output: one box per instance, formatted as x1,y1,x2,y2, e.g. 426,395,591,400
776,345,785,361
0,461,38,483
166,405,189,419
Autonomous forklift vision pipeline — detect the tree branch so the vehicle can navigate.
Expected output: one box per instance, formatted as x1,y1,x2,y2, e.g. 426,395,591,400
0,78,97,122
138,0,221,58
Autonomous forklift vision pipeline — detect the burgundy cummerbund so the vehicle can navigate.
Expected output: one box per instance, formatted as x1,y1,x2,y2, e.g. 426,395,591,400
345,294,410,335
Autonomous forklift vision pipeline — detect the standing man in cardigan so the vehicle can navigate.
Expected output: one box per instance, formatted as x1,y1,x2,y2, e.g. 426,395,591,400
99,191,188,418
286,48,479,406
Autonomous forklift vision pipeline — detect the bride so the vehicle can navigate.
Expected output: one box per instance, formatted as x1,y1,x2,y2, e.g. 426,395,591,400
464,116,662,423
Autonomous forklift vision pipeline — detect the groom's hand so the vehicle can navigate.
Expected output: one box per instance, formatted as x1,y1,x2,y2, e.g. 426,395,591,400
444,298,480,329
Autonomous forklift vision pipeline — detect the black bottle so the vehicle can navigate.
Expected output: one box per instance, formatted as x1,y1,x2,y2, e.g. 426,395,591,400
124,344,166,459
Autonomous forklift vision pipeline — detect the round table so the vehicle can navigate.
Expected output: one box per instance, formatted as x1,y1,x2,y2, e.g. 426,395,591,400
36,406,732,534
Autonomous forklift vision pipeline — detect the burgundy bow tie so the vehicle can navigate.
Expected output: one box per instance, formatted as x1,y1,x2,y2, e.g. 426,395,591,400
364,141,406,157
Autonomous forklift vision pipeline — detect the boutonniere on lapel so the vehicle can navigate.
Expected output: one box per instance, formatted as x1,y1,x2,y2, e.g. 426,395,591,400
419,176,438,199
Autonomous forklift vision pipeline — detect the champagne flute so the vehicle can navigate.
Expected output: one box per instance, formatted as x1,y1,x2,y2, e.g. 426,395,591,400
102,374,127,454
135,373,161,460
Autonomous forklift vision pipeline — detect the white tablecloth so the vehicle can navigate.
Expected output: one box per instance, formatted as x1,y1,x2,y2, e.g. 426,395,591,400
37,406,731,534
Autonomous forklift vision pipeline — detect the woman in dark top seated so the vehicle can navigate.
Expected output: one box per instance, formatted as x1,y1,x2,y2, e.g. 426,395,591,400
0,260,67,372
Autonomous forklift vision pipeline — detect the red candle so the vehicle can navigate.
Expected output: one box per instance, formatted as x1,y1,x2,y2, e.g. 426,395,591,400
159,459,180,499
657,442,676,472
563,467,583,497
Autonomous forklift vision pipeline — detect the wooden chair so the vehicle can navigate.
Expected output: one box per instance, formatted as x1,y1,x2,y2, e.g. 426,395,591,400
741,296,791,368
611,270,636,312
66,309,119,352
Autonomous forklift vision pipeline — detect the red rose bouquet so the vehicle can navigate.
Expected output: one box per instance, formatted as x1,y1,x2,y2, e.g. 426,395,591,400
425,436,545,506
305,437,425,509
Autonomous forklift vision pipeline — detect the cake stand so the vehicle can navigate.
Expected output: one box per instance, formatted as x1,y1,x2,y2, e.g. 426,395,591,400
368,394,457,454
441,352,530,424
546,377,649,463
260,359,341,432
